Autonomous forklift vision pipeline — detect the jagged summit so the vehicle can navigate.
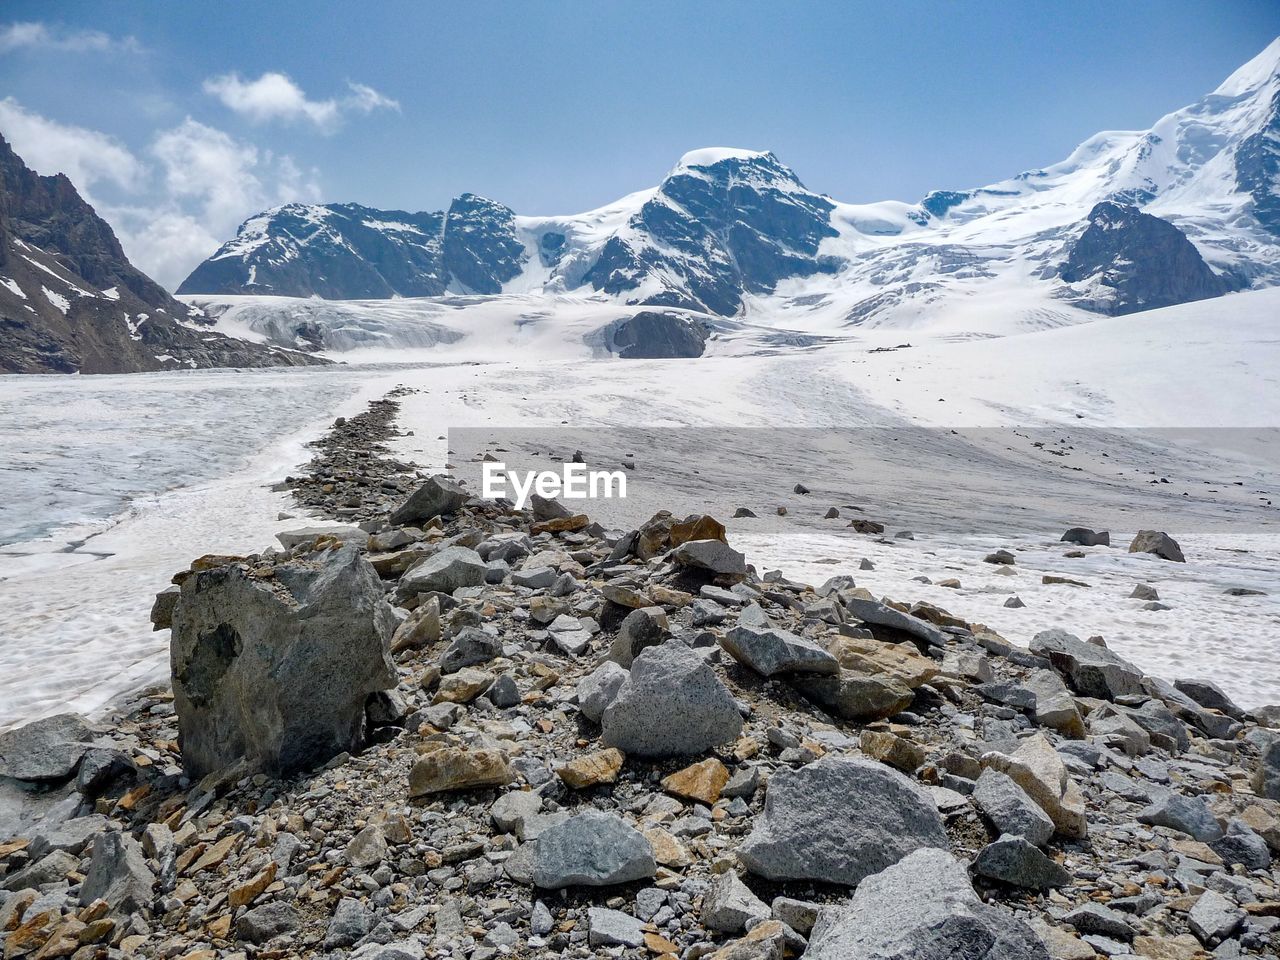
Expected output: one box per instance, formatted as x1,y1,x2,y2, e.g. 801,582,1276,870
181,39,1280,332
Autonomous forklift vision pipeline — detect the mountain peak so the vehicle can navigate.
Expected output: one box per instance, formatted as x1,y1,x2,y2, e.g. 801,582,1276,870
1214,36,1280,98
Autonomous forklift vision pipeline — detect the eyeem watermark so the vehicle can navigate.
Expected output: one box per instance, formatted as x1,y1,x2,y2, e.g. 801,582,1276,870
481,461,627,510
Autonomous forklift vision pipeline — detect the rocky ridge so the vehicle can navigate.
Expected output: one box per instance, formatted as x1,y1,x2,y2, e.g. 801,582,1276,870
1,397,1278,960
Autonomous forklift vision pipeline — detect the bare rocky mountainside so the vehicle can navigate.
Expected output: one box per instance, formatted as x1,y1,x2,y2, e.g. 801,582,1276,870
0,136,324,375
1,396,1277,958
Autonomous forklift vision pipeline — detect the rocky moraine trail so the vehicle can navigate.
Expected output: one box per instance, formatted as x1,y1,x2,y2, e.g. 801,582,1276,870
1,394,1279,960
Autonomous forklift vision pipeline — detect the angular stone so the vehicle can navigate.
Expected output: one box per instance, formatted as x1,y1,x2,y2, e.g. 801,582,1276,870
556,748,624,789
276,525,365,550
79,831,155,914
738,756,947,885
843,596,947,647
1063,903,1135,942
1029,628,1145,701
1128,530,1185,563
344,824,387,869
587,906,646,948
170,544,396,778
1138,791,1223,841
608,606,670,668
0,713,94,783
806,849,1049,960
397,545,486,597
702,871,769,933
972,769,1055,848
829,635,939,688
601,642,743,757
1187,890,1244,945
408,743,513,796
433,667,494,704
576,661,628,723
236,900,300,944
794,670,914,722
389,475,468,526
532,810,656,888
1254,737,1280,801
671,539,747,576
972,834,1070,889
981,734,1088,839
859,730,925,773
325,897,373,949
1173,678,1243,719
1061,528,1109,547
440,626,502,674
722,621,839,677
662,758,730,804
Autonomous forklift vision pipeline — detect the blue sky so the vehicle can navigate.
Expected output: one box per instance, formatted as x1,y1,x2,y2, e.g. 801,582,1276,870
1,1,1276,287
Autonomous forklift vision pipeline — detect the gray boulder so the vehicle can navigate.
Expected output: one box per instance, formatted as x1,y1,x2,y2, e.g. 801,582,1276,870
738,756,947,885
601,642,742,756
0,713,94,783
971,835,1070,889
389,474,468,525
1188,890,1245,945
1253,737,1280,801
576,661,629,724
793,670,914,721
325,897,374,949
1028,628,1145,700
607,606,670,668
670,539,747,576
1173,678,1244,719
721,622,839,677
587,906,647,947
532,810,656,888
170,544,397,778
440,626,502,674
1128,529,1185,562
1138,790,1223,841
1061,528,1110,547
972,769,1055,848
397,545,486,598
806,848,1049,960
79,830,155,913
843,597,946,647
276,525,365,549
237,900,301,944
702,870,770,933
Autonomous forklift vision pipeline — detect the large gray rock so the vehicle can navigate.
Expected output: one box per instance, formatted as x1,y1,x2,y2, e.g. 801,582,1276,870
237,900,301,944
170,544,397,778
1061,527,1110,547
1128,529,1185,562
738,756,947,886
722,621,839,677
576,661,629,724
1028,628,1145,701
440,626,502,674
1138,790,1224,841
1253,737,1280,801
587,907,647,947
806,848,1049,960
0,713,94,782
972,769,1055,848
843,597,947,648
276,525,365,550
390,474,468,525
79,830,155,913
532,810,656,888
702,870,770,933
397,546,486,598
971,835,1070,889
607,606,670,668
1173,678,1244,720
1188,889,1245,945
670,539,747,576
601,642,743,756
793,670,914,721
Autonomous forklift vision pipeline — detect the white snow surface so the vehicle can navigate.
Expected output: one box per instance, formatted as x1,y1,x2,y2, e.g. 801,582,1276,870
1,289,1278,730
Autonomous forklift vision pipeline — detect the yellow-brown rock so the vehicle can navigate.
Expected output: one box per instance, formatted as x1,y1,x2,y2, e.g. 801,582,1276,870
661,758,730,805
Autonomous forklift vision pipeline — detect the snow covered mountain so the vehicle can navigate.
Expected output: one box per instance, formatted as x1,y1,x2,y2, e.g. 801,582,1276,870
181,39,1280,341
0,136,326,374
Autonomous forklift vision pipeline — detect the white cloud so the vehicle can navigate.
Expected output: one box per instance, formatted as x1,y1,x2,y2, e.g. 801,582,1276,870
0,21,141,54
0,99,321,289
0,96,144,198
203,71,398,131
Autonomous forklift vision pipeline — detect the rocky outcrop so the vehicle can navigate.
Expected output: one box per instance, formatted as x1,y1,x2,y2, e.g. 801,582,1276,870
0,135,323,374
168,543,397,778
1060,201,1234,315
606,310,709,359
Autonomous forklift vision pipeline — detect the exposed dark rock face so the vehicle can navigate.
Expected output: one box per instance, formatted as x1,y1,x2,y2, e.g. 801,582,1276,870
1235,88,1280,237
584,151,840,315
606,311,708,359
0,135,324,374
178,194,527,299
1060,201,1234,315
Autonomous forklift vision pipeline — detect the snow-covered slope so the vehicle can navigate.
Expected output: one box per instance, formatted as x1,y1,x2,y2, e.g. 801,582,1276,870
181,39,1280,345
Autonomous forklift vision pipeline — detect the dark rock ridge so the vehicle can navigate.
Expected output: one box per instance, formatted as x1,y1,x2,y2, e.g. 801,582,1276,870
0,135,324,374
605,310,709,359
177,193,527,299
1235,87,1280,238
1059,201,1235,315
